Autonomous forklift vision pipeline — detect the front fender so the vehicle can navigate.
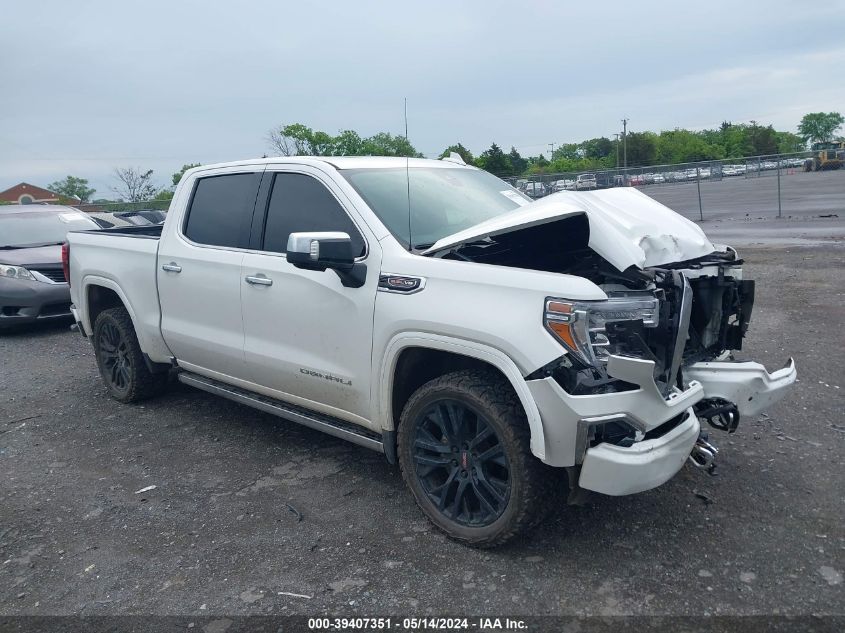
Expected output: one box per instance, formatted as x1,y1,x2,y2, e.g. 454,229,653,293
377,333,547,461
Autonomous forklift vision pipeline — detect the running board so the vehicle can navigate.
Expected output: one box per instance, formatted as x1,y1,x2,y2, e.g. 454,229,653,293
178,371,385,454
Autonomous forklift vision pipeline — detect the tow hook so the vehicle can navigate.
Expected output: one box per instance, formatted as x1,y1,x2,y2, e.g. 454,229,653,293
694,398,740,434
689,433,719,475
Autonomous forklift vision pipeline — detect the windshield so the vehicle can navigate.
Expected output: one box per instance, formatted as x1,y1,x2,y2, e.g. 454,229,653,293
340,167,529,249
0,210,98,248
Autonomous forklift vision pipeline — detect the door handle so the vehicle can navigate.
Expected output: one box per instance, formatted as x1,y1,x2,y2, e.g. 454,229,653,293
245,275,273,286
161,263,182,273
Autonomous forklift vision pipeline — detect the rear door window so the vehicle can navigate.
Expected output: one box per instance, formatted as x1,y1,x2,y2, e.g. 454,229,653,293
183,173,261,248
261,173,365,256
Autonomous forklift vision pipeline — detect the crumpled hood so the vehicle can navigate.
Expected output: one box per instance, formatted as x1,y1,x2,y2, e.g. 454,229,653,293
423,187,718,270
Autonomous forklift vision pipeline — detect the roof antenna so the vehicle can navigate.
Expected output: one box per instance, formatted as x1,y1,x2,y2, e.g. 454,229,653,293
405,97,412,252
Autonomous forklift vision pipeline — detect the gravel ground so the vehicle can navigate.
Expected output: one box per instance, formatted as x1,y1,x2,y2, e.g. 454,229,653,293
1,244,843,618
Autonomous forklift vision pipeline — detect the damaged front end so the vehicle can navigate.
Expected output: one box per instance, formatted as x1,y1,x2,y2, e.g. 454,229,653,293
432,209,795,483
445,214,759,401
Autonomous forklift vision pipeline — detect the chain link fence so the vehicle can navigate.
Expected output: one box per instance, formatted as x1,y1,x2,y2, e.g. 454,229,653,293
499,151,837,221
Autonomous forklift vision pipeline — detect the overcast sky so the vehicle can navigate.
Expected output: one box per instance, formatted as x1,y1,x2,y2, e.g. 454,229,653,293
1,0,843,198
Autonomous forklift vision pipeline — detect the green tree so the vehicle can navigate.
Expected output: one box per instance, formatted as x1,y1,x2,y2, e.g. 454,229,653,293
440,143,475,164
153,189,175,207
798,112,844,144
361,132,420,157
172,163,201,187
775,131,805,154
267,123,421,157
721,124,754,158
507,147,527,174
552,143,580,161
48,176,95,202
746,121,779,155
580,137,613,160
526,154,549,173
267,123,318,155
334,130,365,155
655,129,723,164
623,132,658,166
475,143,512,175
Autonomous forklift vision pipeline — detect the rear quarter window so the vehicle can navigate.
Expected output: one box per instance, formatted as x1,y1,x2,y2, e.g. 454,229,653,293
183,173,261,248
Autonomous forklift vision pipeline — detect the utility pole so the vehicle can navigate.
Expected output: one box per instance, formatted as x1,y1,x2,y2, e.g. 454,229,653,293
548,143,555,160
622,118,628,170
613,133,620,168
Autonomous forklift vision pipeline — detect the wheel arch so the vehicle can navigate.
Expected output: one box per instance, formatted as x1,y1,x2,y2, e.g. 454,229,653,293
378,334,546,461
80,276,173,365
82,277,138,336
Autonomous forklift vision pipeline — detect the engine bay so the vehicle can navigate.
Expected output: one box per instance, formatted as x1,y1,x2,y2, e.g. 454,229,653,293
439,214,755,394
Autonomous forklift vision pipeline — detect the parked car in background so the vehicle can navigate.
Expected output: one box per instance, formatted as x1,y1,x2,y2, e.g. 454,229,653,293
522,181,547,198
0,205,99,329
88,209,167,229
551,179,576,192
575,173,597,190
88,212,139,229
117,209,167,225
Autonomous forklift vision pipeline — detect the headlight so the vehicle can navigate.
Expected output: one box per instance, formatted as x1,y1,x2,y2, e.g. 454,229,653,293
544,296,659,367
0,264,37,281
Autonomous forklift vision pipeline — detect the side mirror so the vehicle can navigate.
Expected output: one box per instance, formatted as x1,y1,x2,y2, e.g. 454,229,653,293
286,232,366,288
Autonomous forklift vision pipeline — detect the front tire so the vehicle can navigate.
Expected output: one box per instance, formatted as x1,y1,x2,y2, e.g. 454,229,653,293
92,307,167,403
397,369,548,548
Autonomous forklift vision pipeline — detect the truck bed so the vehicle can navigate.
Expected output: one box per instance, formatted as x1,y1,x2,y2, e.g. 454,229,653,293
67,225,172,362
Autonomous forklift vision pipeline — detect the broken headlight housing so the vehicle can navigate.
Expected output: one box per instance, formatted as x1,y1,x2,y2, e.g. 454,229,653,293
544,296,660,368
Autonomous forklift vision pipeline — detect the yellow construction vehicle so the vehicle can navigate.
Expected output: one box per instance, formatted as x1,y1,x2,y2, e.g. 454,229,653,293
804,141,845,171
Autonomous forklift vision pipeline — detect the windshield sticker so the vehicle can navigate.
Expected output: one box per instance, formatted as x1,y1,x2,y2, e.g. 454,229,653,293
58,212,87,223
500,190,528,206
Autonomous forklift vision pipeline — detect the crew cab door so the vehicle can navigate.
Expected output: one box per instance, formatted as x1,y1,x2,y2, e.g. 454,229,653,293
157,168,263,378
240,167,380,427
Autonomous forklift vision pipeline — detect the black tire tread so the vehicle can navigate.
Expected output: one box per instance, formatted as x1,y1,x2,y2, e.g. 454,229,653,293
397,368,549,548
93,307,167,403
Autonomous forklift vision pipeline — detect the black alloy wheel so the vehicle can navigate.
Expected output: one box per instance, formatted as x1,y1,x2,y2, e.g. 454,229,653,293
411,399,510,527
397,369,549,548
98,320,132,393
92,307,167,403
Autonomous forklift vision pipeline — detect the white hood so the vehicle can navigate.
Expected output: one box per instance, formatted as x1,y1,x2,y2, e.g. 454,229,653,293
422,187,718,270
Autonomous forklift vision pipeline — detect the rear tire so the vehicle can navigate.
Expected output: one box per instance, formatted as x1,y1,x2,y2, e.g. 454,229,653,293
397,369,549,548
92,307,167,403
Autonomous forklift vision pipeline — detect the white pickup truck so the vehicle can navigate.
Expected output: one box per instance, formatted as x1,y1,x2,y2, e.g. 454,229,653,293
66,156,796,547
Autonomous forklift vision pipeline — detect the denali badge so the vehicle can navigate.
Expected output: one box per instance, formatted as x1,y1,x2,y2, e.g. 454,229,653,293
299,368,352,386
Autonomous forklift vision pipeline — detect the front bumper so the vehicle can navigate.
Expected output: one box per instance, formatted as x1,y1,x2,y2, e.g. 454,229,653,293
527,354,704,468
526,353,797,497
0,277,72,328
579,409,700,496
684,358,797,417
